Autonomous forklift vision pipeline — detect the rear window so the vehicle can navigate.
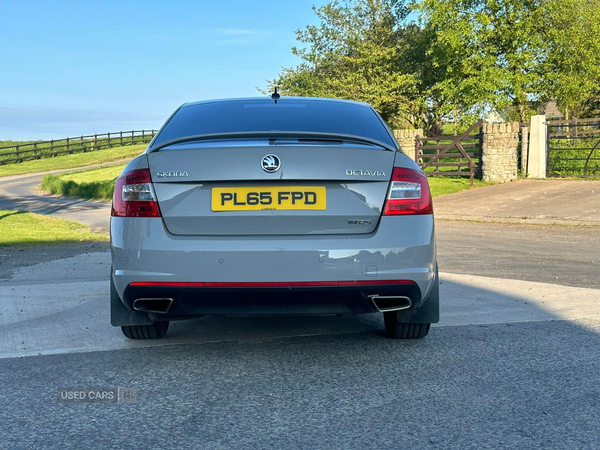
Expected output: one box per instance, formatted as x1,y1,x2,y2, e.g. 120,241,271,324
152,98,395,148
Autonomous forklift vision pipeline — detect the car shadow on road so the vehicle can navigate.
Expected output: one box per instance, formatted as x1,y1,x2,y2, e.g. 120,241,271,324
2,274,599,359
1,277,599,448
160,274,599,344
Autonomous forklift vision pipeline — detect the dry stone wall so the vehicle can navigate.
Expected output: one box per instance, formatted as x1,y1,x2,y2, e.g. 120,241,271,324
481,122,519,182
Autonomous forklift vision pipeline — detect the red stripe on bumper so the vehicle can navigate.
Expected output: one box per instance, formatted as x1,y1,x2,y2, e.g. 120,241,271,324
128,280,416,288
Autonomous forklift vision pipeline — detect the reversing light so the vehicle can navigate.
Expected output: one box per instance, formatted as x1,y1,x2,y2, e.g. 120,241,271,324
383,167,433,215
111,168,161,217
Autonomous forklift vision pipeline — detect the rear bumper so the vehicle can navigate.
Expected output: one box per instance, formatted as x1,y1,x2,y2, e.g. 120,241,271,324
110,215,437,318
123,281,422,317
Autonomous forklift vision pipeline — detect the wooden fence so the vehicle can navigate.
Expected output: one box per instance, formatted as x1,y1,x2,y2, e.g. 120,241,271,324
548,117,600,138
0,129,157,165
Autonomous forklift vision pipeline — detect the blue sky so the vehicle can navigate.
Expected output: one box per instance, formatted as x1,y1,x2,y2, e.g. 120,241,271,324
0,0,327,140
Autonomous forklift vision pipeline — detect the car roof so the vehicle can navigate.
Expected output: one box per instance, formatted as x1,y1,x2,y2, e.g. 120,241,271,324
181,97,372,109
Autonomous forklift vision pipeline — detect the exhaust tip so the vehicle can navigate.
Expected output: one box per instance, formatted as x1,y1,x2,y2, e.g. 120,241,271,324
369,295,412,313
133,298,174,314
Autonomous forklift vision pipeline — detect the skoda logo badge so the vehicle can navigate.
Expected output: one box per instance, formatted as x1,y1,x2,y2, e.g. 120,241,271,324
261,154,281,173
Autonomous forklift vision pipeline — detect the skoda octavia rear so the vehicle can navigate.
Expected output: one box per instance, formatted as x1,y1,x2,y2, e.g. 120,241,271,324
110,97,438,339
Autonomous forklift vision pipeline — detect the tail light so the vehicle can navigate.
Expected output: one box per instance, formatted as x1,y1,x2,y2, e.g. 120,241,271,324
111,168,161,217
383,167,433,215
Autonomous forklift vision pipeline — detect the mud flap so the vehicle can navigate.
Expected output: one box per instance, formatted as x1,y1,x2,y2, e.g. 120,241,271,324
110,273,153,327
395,266,439,324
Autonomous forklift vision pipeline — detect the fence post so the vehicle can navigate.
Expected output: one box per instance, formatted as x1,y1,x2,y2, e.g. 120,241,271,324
572,117,578,138
120,131,123,146
33,143,38,159
478,119,484,178
66,137,70,153
108,132,111,149
469,164,474,187
527,115,547,178
50,139,54,156
94,134,98,151
414,136,419,162
520,126,529,175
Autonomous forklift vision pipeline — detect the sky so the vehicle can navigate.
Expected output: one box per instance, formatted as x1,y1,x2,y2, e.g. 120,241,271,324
0,0,327,140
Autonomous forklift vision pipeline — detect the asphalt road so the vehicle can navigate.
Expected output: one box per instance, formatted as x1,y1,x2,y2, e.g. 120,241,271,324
2,320,599,449
436,221,600,288
0,162,122,232
1,219,599,448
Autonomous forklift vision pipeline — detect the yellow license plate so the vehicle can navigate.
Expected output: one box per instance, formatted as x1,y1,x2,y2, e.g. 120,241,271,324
212,186,326,211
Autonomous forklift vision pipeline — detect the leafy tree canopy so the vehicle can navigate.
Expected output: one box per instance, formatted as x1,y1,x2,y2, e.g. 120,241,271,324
269,0,600,129
420,0,600,121
268,0,441,131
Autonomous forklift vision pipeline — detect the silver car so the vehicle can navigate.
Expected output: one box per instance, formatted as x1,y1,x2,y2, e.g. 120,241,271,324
110,97,438,340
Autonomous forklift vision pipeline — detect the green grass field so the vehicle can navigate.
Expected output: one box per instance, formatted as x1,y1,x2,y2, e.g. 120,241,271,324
0,210,108,246
548,137,600,177
40,163,491,202
0,144,144,177
0,140,31,147
428,177,492,196
0,133,153,165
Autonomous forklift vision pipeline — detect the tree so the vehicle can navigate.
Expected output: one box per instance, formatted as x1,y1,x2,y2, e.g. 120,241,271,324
271,0,600,131
577,90,600,118
418,0,600,122
540,0,600,118
269,0,441,131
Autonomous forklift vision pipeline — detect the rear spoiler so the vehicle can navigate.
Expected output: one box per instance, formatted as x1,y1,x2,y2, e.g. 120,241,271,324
147,131,397,153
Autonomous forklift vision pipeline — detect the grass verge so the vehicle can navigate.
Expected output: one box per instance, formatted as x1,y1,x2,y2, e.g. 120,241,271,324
41,164,125,201
0,210,108,246
428,177,492,197
0,144,145,177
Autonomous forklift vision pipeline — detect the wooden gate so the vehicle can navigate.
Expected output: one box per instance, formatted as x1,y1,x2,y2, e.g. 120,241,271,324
414,120,483,186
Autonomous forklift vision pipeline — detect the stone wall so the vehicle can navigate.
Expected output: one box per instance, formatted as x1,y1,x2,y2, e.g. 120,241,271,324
392,129,423,161
481,122,519,182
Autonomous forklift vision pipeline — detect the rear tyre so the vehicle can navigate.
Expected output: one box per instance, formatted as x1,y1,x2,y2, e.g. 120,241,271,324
383,313,430,339
121,321,170,339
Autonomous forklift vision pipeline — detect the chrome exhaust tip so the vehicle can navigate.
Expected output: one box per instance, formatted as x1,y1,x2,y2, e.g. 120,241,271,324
133,298,174,314
369,295,412,313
